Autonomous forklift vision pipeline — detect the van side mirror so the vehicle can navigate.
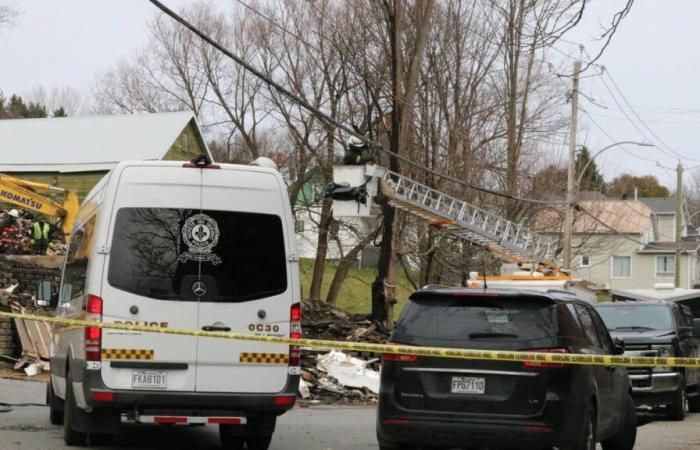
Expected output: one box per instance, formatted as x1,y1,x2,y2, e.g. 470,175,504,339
612,337,625,355
36,280,57,308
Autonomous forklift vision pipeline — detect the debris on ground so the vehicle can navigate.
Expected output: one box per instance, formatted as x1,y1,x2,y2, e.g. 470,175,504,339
0,208,66,256
299,350,381,406
0,283,53,377
298,301,388,405
302,300,390,343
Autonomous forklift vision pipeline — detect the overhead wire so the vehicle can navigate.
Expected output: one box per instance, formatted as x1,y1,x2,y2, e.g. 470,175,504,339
579,44,700,164
147,0,566,206
602,68,700,162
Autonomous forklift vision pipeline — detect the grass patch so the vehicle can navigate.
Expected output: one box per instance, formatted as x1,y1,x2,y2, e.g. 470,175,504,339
299,259,415,318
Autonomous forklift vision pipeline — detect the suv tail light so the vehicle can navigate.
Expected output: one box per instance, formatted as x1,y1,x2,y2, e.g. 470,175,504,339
382,353,419,363
289,303,302,372
522,348,567,369
85,295,103,362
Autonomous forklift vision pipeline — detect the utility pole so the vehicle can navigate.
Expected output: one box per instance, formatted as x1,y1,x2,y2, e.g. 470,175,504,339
563,60,581,272
675,162,684,288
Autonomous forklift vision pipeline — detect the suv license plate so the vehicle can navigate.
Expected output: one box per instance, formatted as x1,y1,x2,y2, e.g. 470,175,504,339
132,370,167,389
451,376,485,394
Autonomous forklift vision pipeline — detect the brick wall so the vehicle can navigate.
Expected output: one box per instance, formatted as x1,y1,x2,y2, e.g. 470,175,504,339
0,255,63,359
0,255,63,299
0,317,13,357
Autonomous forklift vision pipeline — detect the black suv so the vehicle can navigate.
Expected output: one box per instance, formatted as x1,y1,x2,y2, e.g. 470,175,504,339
597,300,700,420
377,287,636,450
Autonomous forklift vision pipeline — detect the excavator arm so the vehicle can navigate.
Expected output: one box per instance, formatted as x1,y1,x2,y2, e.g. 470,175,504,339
0,174,79,237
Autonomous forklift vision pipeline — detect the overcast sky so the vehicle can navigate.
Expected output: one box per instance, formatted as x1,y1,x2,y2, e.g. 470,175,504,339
1,0,699,189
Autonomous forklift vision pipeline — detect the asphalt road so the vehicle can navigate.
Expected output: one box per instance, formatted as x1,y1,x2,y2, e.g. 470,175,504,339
1,379,699,450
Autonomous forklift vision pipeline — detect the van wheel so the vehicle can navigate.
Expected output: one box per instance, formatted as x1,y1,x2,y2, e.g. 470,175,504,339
601,393,637,450
63,374,87,446
219,425,245,450
246,435,273,450
666,376,687,421
47,381,64,426
90,433,114,445
246,415,276,450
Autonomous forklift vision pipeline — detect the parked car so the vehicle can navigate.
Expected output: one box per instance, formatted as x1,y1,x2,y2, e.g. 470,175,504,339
597,300,700,420
377,287,637,450
47,158,301,449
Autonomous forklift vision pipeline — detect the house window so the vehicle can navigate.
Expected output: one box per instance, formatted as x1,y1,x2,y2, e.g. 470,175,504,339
612,256,632,278
579,255,591,268
295,219,305,233
656,255,675,278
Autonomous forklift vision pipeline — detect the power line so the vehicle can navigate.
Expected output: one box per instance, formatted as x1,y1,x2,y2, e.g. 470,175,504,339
147,0,566,206
600,68,700,162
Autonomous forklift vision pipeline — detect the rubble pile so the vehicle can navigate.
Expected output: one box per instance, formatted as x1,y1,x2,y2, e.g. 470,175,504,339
299,350,380,405
299,301,388,404
302,300,390,343
0,208,66,255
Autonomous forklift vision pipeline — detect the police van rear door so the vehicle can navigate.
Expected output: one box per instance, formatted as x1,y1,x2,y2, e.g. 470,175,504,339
100,165,201,392
193,167,294,393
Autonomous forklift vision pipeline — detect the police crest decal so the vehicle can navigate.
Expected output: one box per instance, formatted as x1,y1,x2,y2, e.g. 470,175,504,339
178,213,222,265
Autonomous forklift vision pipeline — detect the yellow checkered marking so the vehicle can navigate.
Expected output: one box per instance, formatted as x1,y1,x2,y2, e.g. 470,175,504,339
101,348,154,360
240,352,289,364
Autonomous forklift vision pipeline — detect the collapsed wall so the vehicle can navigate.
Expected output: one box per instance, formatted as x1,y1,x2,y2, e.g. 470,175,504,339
0,255,63,358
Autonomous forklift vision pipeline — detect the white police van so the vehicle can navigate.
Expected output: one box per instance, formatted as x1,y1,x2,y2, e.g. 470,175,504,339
47,157,301,449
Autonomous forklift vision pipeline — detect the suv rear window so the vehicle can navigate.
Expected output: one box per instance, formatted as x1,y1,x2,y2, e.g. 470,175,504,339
393,296,557,348
597,305,674,332
108,208,287,302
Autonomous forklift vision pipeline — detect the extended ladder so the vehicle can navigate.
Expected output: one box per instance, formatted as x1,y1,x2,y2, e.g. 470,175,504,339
380,170,558,267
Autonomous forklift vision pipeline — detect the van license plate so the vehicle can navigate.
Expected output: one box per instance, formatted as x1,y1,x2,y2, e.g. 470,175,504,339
451,376,485,394
132,371,167,389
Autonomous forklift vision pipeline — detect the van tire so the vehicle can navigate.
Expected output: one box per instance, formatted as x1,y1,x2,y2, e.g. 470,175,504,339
219,425,245,450
601,393,637,450
89,433,114,445
63,374,87,446
246,435,273,450
666,376,687,421
246,415,276,450
47,381,64,425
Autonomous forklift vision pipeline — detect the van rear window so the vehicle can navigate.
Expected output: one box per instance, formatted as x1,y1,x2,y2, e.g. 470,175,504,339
108,208,287,302
393,297,557,348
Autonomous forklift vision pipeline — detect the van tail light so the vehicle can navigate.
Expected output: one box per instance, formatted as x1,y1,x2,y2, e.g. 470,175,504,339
85,295,103,362
522,348,568,369
382,353,419,363
289,303,302,371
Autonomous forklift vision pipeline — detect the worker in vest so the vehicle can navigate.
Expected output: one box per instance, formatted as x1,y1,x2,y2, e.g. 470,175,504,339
33,219,51,255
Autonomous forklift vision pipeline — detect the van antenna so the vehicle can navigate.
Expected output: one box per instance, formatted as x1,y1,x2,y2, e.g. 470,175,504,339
481,248,488,291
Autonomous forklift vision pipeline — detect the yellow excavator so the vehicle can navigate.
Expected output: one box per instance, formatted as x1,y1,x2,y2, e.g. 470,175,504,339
0,173,80,239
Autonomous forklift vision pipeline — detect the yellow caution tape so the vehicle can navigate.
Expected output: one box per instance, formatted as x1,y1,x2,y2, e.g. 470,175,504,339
2,310,699,368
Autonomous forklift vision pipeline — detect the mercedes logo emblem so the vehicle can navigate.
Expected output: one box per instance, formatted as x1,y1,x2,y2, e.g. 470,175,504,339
192,281,207,297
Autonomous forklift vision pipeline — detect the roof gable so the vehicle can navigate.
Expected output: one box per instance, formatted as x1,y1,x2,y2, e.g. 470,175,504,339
0,111,210,172
639,197,676,214
533,200,653,234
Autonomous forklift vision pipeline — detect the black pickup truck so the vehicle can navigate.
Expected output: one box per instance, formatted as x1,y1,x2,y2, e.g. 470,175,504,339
597,301,700,420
